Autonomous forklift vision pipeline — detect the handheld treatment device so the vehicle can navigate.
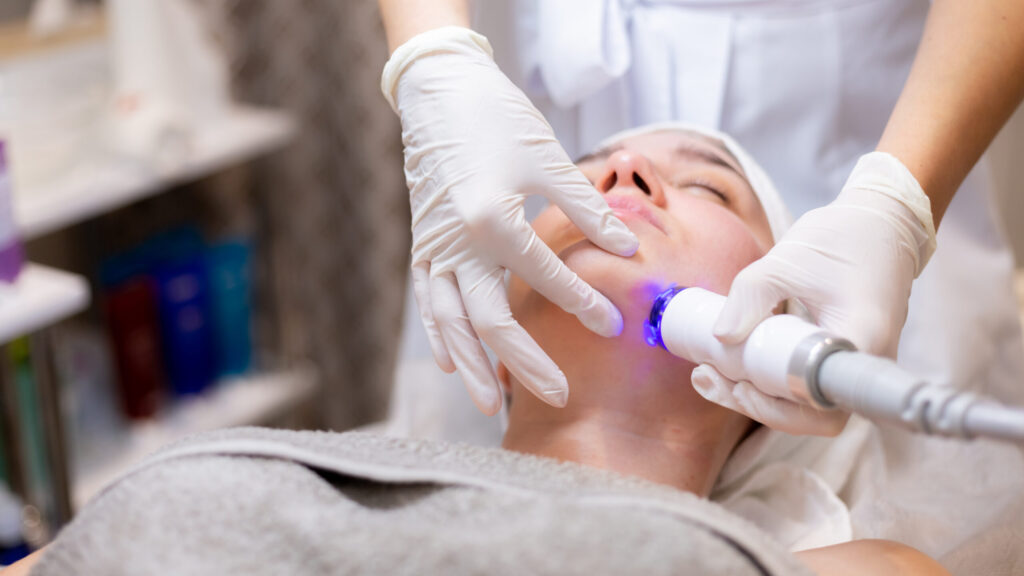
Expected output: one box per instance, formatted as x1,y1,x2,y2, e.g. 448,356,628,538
645,286,1024,445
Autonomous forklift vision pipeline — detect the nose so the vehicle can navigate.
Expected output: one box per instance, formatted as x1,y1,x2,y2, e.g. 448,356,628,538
596,150,667,207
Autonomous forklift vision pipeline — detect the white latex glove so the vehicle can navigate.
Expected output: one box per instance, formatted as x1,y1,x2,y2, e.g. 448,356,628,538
695,152,937,435
382,27,639,416
691,364,851,436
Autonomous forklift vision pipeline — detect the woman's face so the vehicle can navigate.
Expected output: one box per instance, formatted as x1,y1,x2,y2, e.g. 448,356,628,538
509,130,773,349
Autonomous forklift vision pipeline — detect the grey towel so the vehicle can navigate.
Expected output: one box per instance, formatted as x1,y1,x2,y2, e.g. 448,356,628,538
33,428,813,575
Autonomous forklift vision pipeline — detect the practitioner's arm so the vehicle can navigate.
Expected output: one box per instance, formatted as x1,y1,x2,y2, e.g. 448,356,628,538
375,0,637,415
377,0,469,53
702,1,1024,435
878,0,1024,226
795,539,951,576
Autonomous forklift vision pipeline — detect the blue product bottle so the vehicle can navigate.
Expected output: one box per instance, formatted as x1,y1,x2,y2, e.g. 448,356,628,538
145,228,215,396
206,239,253,377
0,484,29,566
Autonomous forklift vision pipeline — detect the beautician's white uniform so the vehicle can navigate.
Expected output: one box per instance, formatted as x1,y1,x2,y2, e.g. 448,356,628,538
490,0,1024,568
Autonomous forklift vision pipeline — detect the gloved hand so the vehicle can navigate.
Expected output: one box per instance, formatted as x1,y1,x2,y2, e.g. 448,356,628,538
691,364,851,436
382,27,639,416
694,152,937,435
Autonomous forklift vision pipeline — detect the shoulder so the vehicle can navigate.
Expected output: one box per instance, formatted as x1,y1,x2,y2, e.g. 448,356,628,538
794,539,950,576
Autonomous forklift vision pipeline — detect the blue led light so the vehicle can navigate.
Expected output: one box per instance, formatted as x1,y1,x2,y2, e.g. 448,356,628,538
643,285,685,349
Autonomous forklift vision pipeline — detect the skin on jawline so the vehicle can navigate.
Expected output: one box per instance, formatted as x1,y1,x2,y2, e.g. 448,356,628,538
500,130,771,497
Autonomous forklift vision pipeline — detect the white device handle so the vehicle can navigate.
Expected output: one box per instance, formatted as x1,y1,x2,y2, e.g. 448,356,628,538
656,287,849,407
654,287,1024,445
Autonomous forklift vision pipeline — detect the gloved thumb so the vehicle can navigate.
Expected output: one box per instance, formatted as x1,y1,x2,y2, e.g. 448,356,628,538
713,260,790,344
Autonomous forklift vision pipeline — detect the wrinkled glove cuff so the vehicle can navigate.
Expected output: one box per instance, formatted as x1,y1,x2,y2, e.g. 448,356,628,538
380,26,494,113
847,151,938,276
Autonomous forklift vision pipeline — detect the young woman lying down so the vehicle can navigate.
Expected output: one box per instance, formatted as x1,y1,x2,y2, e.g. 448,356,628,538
9,126,948,576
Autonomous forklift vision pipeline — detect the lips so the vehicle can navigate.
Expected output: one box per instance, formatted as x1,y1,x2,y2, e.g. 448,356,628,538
605,195,666,234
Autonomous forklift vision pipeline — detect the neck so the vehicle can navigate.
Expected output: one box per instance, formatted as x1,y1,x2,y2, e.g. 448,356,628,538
500,303,750,496
502,393,747,496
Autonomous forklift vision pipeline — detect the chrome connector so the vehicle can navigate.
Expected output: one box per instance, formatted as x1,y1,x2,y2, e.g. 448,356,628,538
787,333,856,409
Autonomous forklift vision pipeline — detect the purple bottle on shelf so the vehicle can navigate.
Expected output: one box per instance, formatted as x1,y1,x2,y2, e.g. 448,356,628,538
0,141,24,283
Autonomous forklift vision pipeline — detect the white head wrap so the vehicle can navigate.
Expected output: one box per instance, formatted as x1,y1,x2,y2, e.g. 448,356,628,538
596,122,793,243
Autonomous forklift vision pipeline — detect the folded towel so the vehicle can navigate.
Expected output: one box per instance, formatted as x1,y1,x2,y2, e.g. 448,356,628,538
34,428,813,576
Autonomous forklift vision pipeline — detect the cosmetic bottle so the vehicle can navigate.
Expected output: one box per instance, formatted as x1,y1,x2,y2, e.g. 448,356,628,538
206,239,253,377
0,141,24,283
101,253,163,419
146,228,214,396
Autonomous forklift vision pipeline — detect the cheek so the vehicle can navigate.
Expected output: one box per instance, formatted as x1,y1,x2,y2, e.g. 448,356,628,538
561,213,764,320
656,218,764,293
509,204,765,341
659,201,767,291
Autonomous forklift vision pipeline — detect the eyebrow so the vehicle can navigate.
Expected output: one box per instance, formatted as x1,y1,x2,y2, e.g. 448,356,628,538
672,143,745,178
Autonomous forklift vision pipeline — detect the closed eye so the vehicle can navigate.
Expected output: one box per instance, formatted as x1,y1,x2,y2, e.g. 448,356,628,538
673,180,728,204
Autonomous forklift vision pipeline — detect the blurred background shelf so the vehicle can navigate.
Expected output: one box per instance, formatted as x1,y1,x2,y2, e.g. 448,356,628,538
14,106,296,240
0,0,367,549
72,367,318,510
0,263,89,345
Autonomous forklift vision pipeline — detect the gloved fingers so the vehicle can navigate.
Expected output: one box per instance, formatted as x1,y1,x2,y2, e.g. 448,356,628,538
540,174,639,257
691,364,848,437
411,262,455,373
492,223,624,338
729,380,849,437
430,272,503,416
713,257,793,344
691,364,747,412
460,267,569,409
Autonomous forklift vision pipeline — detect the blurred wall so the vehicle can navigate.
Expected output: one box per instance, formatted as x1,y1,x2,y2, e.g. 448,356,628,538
990,103,1024,265
0,0,32,23
0,0,101,24
201,0,409,430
